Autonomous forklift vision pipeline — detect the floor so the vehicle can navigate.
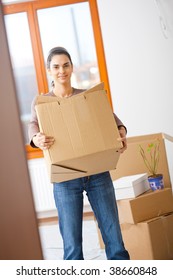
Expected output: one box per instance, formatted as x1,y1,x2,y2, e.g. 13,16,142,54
39,219,106,260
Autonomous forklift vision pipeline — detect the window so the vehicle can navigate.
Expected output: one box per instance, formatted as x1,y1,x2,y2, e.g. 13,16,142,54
4,12,38,142
3,0,111,159
37,3,99,89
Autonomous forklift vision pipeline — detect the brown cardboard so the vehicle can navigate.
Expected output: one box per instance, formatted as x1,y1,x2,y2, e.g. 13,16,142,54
97,212,173,259
117,188,173,224
110,133,173,190
121,213,173,260
35,83,122,182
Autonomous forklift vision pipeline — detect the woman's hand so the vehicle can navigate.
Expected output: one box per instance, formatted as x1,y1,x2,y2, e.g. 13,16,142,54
118,126,127,153
32,132,55,150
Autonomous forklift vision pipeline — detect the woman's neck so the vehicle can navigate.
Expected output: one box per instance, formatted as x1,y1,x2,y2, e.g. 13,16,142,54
53,84,73,98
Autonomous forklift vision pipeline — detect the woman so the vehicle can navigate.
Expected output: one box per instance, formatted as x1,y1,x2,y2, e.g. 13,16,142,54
28,46,130,260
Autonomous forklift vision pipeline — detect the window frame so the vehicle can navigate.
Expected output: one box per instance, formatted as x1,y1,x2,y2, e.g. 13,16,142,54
3,0,112,160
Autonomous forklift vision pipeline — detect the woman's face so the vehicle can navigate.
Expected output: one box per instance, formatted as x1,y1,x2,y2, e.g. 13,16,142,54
47,54,73,85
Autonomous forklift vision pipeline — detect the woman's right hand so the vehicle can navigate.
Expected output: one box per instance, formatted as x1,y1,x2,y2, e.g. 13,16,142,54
32,132,55,150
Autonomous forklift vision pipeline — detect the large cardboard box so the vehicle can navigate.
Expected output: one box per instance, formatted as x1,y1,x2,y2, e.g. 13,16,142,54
113,173,150,200
35,83,122,182
117,188,173,224
97,212,173,260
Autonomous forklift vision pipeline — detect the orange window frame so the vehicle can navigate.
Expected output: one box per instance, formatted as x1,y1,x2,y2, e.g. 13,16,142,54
3,0,112,160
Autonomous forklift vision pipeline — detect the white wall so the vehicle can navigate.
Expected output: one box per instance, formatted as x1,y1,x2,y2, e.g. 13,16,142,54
97,0,173,137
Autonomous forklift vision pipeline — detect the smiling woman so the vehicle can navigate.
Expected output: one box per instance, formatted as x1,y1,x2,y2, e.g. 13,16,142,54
3,0,111,159
27,43,129,260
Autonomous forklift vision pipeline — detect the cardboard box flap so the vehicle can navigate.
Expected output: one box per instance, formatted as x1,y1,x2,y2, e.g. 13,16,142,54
139,212,173,224
81,82,104,94
36,82,105,105
51,149,120,175
127,132,173,144
36,95,61,105
51,164,87,174
36,89,107,106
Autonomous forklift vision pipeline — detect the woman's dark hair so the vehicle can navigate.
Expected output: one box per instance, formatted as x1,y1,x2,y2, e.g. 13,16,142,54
46,46,73,69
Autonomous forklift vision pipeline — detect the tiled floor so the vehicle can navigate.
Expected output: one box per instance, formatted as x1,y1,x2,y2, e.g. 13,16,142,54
39,219,106,260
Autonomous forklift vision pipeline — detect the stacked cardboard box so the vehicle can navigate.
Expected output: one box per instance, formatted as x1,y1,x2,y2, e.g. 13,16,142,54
120,213,173,260
98,133,173,259
117,188,173,224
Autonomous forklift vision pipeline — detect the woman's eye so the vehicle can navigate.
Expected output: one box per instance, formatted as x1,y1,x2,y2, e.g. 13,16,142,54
52,64,70,70
52,66,58,69
64,63,70,68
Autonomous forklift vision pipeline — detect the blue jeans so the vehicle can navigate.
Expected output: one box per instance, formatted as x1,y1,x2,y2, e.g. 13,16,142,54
53,171,130,260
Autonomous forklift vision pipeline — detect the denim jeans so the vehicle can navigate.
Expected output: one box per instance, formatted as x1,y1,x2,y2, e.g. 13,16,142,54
53,171,130,260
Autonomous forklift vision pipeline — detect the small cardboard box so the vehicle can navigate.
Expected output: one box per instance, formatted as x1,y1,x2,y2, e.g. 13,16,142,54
97,212,173,259
113,173,150,200
117,188,173,224
35,83,122,182
121,213,173,260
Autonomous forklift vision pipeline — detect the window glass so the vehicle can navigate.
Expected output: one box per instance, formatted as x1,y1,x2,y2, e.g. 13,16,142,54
4,12,38,143
37,2,100,90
